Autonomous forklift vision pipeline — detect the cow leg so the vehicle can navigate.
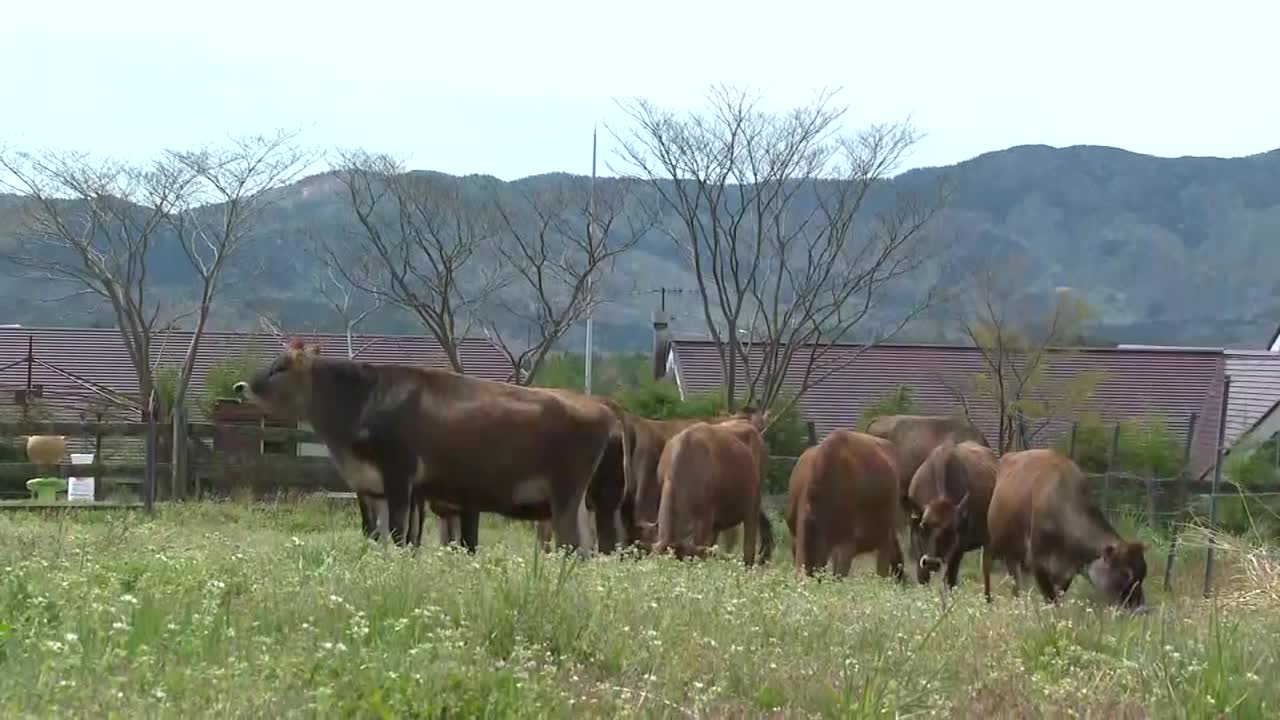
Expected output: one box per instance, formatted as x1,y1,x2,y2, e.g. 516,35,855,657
372,496,391,545
407,490,424,547
795,515,828,578
436,511,459,547
459,509,480,554
378,459,414,547
595,510,618,556
830,544,855,578
535,520,553,553
981,545,994,603
1033,567,1060,604
877,534,906,583
1007,559,1025,597
742,507,759,568
619,496,642,552
356,493,377,538
548,483,589,555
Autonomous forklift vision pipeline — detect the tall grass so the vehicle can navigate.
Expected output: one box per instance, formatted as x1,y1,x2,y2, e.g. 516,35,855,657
0,498,1275,718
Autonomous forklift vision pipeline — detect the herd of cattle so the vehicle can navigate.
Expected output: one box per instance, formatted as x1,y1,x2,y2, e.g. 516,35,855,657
232,339,1147,609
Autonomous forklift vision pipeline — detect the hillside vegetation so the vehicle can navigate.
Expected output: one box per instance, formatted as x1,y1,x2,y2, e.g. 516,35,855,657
2,144,1279,350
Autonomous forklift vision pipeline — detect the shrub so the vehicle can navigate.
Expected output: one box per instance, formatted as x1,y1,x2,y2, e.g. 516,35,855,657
204,352,262,416
1224,436,1280,491
1060,413,1185,478
858,385,917,430
614,381,811,494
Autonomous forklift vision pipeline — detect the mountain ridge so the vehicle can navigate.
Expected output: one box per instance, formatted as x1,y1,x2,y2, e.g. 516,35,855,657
2,142,1278,351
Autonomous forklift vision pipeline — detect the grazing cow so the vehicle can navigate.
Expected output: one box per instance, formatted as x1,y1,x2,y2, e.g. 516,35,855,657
906,440,997,587
982,449,1147,609
865,414,989,567
625,416,703,543
233,340,619,550
641,410,774,565
786,430,905,581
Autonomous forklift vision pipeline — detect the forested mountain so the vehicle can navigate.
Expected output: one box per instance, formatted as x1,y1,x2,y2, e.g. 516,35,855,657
2,143,1278,351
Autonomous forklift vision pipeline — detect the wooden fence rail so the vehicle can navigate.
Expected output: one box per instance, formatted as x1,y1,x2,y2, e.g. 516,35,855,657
0,421,320,444
3,421,1279,504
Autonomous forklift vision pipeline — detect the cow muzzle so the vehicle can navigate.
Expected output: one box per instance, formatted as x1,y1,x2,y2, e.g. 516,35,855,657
919,555,943,573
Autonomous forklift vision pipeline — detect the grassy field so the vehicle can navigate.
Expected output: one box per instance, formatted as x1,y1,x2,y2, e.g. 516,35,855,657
0,498,1277,719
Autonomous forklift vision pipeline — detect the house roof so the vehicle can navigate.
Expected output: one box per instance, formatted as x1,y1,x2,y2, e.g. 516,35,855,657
0,326,512,420
1270,324,1280,353
668,339,1226,478
1223,350,1280,449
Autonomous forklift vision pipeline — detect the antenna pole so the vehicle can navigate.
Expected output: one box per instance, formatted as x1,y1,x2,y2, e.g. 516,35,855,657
584,124,597,394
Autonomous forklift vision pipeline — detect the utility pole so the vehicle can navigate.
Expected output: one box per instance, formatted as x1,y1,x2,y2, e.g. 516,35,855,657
584,124,597,394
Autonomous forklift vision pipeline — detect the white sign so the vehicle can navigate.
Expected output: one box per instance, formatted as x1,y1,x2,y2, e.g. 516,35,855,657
67,453,95,502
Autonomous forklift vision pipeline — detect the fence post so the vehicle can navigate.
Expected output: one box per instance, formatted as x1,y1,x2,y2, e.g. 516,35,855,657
171,403,189,500
1203,376,1232,599
94,412,105,501
1102,423,1121,513
1162,412,1198,592
806,421,818,447
144,392,157,513
1068,421,1079,460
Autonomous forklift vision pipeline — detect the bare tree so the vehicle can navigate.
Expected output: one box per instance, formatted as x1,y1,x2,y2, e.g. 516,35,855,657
0,131,309,412
614,85,946,415
329,150,499,373
484,175,655,384
1,131,312,495
961,262,1103,453
306,231,383,359
0,149,191,419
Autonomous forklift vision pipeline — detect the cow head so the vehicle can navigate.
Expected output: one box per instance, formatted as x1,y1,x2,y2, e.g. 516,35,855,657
1087,541,1148,609
637,521,659,546
912,442,973,578
915,491,970,576
232,338,321,418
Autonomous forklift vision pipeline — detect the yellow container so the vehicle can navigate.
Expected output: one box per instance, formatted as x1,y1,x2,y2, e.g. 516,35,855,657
25,435,67,466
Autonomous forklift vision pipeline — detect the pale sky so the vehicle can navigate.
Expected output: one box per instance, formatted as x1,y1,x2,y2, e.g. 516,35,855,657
2,0,1275,180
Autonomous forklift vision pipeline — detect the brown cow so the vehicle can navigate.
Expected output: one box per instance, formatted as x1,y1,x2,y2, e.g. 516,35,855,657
233,340,620,550
625,416,703,543
433,389,631,554
982,449,1147,608
640,410,773,565
865,414,989,568
906,440,997,587
786,430,905,581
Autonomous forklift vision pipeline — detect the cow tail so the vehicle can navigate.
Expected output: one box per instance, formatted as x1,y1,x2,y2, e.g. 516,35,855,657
619,414,633,508
757,508,775,564
655,435,699,553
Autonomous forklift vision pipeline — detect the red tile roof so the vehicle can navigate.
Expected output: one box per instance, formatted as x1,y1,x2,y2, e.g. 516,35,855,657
668,339,1226,478
0,326,512,420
